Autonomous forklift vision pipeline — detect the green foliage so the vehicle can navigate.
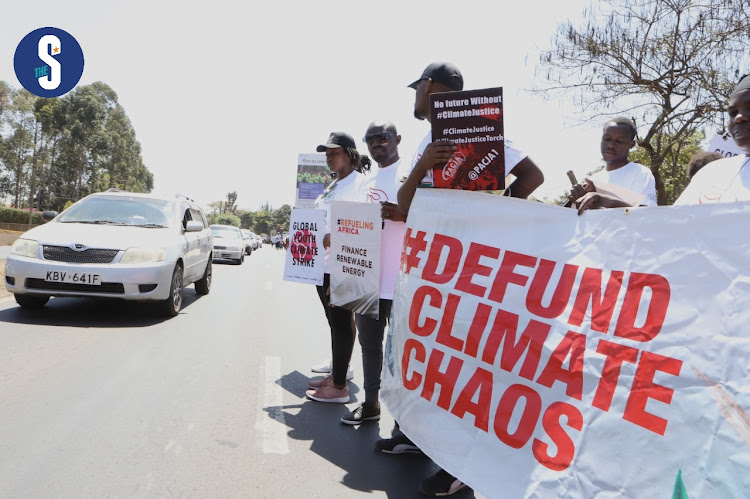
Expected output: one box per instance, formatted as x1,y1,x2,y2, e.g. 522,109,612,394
0,205,43,224
210,213,241,227
297,172,329,184
0,80,152,212
629,131,705,205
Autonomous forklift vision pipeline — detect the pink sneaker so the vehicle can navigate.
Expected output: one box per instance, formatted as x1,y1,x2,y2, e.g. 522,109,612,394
306,384,350,403
308,374,333,389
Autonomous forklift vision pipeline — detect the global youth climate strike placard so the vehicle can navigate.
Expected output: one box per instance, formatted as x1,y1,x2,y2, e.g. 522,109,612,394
329,201,381,319
283,208,325,285
382,189,750,498
430,87,505,190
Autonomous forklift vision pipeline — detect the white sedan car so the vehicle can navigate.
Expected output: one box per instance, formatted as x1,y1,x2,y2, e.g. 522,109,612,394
211,225,244,265
5,190,213,317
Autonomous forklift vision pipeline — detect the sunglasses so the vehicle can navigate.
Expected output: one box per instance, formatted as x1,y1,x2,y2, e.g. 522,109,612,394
362,132,394,144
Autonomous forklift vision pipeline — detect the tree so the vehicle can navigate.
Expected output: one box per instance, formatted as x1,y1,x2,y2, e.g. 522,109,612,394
273,204,291,233
225,191,238,214
535,0,750,205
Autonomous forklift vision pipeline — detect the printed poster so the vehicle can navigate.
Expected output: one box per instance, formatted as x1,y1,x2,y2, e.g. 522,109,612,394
381,189,750,498
295,153,331,209
282,208,325,285
429,87,505,190
329,200,381,319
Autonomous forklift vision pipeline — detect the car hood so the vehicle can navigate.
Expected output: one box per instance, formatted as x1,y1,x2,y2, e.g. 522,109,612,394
20,222,180,249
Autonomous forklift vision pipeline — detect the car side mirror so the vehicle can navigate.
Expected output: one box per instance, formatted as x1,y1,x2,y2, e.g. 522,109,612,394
41,210,58,222
185,220,204,232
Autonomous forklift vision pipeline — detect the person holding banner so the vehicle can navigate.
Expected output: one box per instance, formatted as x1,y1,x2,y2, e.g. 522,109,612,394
676,74,750,204
338,121,408,425
391,62,545,496
569,117,658,212
306,132,370,404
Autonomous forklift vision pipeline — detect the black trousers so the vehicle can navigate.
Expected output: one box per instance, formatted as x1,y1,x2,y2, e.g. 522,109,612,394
316,273,356,386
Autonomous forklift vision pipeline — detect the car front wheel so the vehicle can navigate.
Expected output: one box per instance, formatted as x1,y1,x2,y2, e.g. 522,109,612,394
195,259,212,295
161,264,183,317
15,294,50,308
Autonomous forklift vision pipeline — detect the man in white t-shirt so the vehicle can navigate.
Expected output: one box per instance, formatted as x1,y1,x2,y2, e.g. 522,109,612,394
675,75,750,205
570,117,658,212
389,61,545,497
339,120,408,426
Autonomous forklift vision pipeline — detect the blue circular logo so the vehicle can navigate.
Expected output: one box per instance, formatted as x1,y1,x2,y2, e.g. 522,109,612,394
13,27,84,98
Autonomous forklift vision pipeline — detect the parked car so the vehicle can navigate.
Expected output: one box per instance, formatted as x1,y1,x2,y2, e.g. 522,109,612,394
244,230,260,250
4,190,213,317
240,229,254,255
211,225,244,264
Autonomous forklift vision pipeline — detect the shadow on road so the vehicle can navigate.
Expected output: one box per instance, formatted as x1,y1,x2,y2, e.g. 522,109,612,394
264,370,476,499
0,289,204,328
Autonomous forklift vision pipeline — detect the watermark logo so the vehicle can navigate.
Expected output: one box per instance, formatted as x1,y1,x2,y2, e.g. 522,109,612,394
13,27,84,98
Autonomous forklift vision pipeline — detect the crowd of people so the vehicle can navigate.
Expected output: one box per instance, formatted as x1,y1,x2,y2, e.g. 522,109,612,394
299,62,750,496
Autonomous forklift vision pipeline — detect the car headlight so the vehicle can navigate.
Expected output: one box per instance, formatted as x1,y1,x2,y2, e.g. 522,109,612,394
121,247,166,263
11,238,39,258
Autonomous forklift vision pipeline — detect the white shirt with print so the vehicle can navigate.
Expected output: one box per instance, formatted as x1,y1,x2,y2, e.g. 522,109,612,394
675,155,750,205
361,159,409,300
589,162,658,206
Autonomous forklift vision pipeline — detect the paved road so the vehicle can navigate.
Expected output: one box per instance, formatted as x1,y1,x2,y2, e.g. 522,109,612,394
0,246,9,259
0,247,479,498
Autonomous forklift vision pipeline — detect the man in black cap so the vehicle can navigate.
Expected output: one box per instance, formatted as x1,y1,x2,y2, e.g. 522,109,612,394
398,62,544,212
383,62,544,497
675,73,750,204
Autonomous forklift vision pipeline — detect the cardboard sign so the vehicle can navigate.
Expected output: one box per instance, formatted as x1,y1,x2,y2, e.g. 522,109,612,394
329,201,382,318
707,132,741,158
429,87,505,190
282,208,325,285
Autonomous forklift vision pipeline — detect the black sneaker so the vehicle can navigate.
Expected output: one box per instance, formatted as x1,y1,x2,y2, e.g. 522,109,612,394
375,434,423,454
340,402,380,425
419,469,468,496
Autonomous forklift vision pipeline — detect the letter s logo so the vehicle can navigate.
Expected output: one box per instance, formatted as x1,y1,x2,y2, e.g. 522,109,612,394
14,27,84,98
37,35,61,90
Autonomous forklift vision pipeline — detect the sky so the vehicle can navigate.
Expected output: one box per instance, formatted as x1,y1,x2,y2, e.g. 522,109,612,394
0,0,606,211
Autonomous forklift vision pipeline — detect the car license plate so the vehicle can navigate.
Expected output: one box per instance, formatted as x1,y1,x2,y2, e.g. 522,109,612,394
45,270,102,285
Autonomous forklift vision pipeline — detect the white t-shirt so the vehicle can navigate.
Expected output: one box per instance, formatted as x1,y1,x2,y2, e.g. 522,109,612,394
675,155,750,205
313,171,366,272
589,162,658,206
361,159,409,300
413,131,527,185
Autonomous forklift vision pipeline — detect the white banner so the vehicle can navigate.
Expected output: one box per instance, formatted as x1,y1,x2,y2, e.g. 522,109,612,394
381,189,750,498
329,200,381,318
283,208,325,285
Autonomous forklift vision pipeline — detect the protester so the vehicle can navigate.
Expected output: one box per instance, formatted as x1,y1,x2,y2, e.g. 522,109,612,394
685,150,723,182
392,62,545,497
338,121,408,426
569,117,658,213
305,132,370,404
676,74,750,204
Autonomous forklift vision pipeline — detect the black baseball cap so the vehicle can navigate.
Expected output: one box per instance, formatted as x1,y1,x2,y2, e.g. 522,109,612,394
408,62,464,91
316,132,357,152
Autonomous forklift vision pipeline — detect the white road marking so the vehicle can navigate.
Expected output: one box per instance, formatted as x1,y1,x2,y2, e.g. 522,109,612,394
260,355,289,454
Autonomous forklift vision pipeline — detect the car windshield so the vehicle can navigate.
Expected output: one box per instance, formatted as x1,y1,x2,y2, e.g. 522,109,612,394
212,227,241,239
56,196,174,228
